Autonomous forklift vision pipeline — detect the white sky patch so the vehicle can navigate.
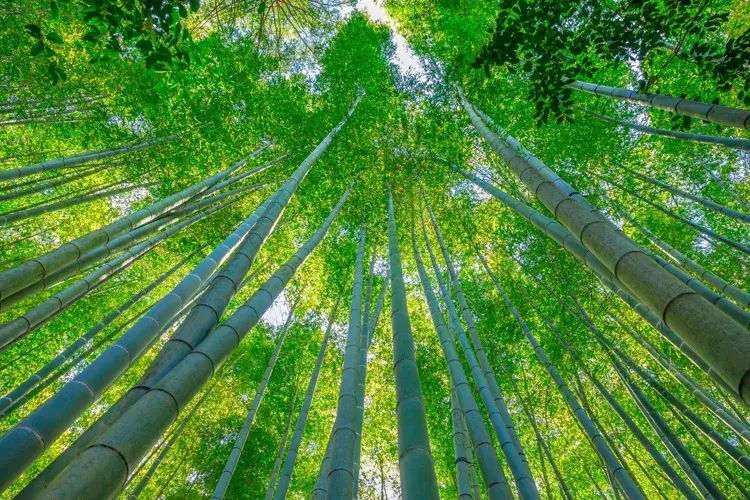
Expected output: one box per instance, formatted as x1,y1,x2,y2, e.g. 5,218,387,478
261,289,292,327
352,0,427,82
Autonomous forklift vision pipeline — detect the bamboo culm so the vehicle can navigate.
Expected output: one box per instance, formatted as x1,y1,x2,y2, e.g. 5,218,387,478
387,188,439,500
212,300,299,500
412,223,512,500
273,298,341,500
324,228,366,499
3,199,274,495
0,246,205,416
0,162,119,202
0,194,239,351
422,191,538,496
264,385,298,500
35,178,355,499
459,89,750,406
582,108,750,150
0,143,270,301
567,80,750,130
450,386,475,500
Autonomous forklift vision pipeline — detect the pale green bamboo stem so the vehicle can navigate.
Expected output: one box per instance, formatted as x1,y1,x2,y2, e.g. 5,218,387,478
264,368,299,500
274,298,340,500
451,385,475,500
325,228,366,499
387,188,439,500
567,80,750,130
35,178,355,499
412,223,512,500
583,108,750,150
0,162,119,202
212,300,299,499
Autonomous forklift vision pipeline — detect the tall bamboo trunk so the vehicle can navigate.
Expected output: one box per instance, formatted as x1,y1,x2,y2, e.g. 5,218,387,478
0,194,238,350
459,408,483,500
325,228,366,499
582,108,750,150
421,189,538,495
264,384,299,500
412,222,512,500
0,146,269,301
602,174,750,256
386,188,439,500
450,386,474,500
0,246,204,416
33,178,355,499
0,162,118,202
273,298,340,500
0,181,156,225
459,89,750,406
567,79,750,130
615,163,750,223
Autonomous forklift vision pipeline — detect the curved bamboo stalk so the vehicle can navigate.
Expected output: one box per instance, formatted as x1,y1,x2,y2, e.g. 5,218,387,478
615,163,750,223
412,222,512,500
34,178,355,499
567,80,750,130
273,298,340,500
0,246,205,416
611,199,750,308
324,228,366,499
0,133,184,182
212,299,299,500
421,189,538,495
0,146,268,301
582,108,750,150
386,188,439,500
459,89,750,406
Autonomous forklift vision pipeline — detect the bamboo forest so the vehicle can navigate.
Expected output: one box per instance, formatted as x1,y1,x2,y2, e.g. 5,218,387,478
1,0,750,498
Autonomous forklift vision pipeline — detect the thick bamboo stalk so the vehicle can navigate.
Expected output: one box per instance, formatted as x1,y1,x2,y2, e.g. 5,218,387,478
477,256,644,499
325,228,366,499
386,188,439,500
4,200,273,494
34,178,355,499
412,223,512,500
0,246,204,415
459,89,750,406
459,409,484,500
611,199,750,308
273,299,340,500
0,146,268,300
0,195,236,350
450,386,475,500
212,301,299,500
567,80,750,130
0,133,184,182
127,379,216,499
582,108,750,150
312,430,335,500
422,191,538,495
